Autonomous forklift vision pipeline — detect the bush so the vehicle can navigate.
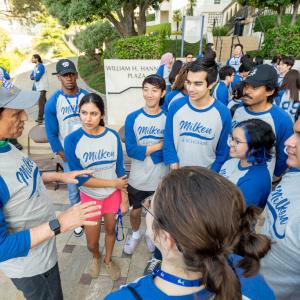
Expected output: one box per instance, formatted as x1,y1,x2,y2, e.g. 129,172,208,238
254,15,300,32
74,21,120,60
146,13,155,22
246,49,264,58
261,25,300,59
163,39,205,58
108,35,164,59
0,28,10,54
212,25,230,36
0,48,26,74
0,56,10,72
146,23,171,37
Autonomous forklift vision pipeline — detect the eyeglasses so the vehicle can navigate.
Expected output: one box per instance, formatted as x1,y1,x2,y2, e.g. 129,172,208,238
228,134,247,149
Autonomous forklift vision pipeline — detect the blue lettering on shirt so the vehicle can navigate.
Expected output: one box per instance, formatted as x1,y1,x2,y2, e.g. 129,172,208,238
16,157,35,186
267,184,290,239
179,120,215,140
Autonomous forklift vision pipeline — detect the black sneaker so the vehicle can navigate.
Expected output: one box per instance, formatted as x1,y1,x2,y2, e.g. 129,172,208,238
73,226,84,237
143,256,161,275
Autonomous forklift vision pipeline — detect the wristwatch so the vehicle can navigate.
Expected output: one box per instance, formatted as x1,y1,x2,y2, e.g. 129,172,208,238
49,219,61,235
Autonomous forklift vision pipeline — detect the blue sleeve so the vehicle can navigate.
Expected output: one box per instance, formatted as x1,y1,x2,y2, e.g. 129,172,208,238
211,105,231,172
275,89,284,106
124,111,147,161
272,109,293,177
156,65,164,77
237,169,271,208
1,68,10,80
114,131,125,177
161,91,173,112
45,92,63,153
226,59,230,66
0,177,30,262
64,131,92,186
216,83,229,106
163,103,181,165
34,64,45,81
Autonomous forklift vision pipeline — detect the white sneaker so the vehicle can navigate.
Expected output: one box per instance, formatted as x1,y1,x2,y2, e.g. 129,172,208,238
74,226,84,237
144,234,155,253
144,257,161,275
124,234,141,254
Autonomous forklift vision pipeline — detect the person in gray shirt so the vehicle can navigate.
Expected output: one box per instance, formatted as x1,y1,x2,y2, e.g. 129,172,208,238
0,76,100,299
261,108,300,299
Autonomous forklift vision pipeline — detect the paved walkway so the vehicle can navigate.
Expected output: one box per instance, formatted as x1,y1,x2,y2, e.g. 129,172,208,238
0,57,151,299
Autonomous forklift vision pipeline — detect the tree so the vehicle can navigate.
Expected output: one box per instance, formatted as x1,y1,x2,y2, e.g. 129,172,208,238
43,0,166,37
291,0,300,25
172,9,182,33
0,28,11,53
186,0,197,17
239,0,292,26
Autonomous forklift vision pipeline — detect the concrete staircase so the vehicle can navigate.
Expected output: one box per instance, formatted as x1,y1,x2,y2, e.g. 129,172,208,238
214,36,259,64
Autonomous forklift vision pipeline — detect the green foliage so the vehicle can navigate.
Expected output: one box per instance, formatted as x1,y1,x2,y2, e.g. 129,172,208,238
238,0,291,10
73,21,120,59
78,55,105,93
146,23,171,37
253,14,300,32
33,16,74,58
146,13,155,22
0,57,10,72
0,28,11,54
108,36,164,59
261,25,300,58
246,49,264,57
163,39,204,58
212,25,230,36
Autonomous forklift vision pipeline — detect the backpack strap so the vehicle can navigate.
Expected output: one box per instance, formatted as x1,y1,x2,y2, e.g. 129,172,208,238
127,286,143,300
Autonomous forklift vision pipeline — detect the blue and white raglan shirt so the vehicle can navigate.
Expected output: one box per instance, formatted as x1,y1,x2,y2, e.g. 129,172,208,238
0,144,56,278
125,108,168,192
231,72,243,89
261,168,300,299
220,158,271,208
64,127,125,199
213,81,230,106
156,64,171,91
30,63,48,91
0,66,10,80
232,104,293,177
105,254,275,300
275,89,300,122
45,89,88,153
226,56,242,72
163,96,231,172
161,89,185,112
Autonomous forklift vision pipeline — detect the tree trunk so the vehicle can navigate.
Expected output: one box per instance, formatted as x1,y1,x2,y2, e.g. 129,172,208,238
136,1,149,35
291,0,300,25
276,7,284,26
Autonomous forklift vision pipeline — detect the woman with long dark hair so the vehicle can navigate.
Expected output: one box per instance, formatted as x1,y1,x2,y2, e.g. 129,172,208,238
64,93,128,280
106,166,274,299
276,69,300,122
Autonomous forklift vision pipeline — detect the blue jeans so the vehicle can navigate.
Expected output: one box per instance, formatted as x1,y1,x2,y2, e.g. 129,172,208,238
63,162,80,206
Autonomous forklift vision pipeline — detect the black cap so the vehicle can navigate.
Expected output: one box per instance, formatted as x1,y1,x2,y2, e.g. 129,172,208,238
52,59,77,75
244,64,278,89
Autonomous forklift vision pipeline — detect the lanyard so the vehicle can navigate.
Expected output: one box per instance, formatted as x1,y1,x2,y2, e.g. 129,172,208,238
62,90,80,115
153,268,202,287
0,140,8,147
115,209,124,241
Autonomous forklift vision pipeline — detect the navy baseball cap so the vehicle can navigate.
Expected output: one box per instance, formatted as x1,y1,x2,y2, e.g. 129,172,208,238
0,76,39,109
244,64,278,89
52,59,77,75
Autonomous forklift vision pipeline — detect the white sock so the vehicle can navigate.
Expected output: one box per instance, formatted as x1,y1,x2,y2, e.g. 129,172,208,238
132,230,141,239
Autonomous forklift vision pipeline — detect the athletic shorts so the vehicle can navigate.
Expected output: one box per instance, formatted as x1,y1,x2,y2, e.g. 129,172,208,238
80,189,121,221
127,184,154,209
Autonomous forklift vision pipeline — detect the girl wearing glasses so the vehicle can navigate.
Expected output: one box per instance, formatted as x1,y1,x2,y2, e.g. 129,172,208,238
220,119,275,208
64,93,128,281
106,167,274,299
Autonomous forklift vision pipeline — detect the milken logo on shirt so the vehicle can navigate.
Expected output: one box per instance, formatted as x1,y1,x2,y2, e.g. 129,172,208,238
138,126,164,141
267,184,290,239
179,120,215,140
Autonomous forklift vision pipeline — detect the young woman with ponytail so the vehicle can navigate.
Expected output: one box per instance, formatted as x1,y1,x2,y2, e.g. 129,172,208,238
106,166,275,300
64,93,128,280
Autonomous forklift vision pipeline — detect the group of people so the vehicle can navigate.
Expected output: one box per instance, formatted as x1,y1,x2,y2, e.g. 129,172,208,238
0,42,300,300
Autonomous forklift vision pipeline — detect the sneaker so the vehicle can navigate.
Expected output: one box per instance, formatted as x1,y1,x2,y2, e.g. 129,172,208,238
123,234,141,255
89,257,101,278
73,226,84,237
105,260,120,281
143,257,161,275
144,234,155,253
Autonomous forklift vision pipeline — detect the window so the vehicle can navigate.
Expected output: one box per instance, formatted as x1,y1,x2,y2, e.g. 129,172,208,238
214,0,221,4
